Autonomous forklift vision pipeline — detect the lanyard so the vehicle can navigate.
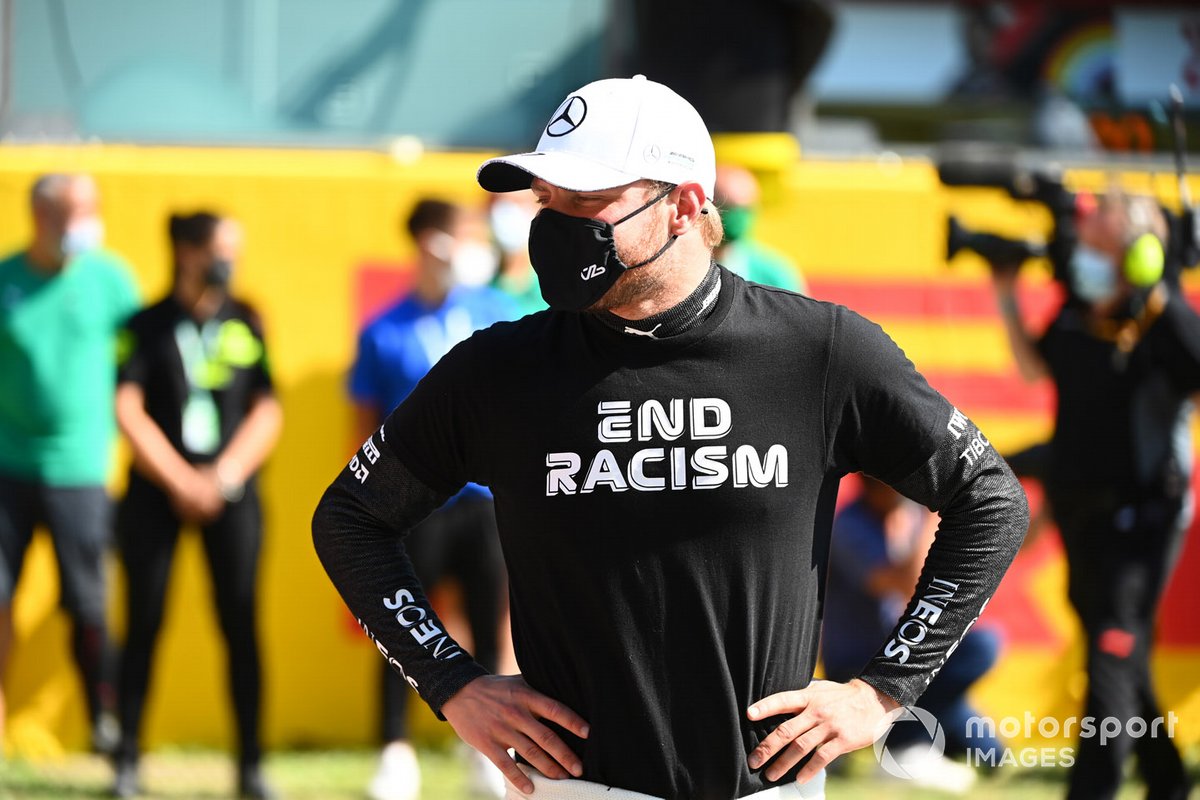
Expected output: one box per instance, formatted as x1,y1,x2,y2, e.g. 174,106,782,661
174,318,223,390
174,318,223,455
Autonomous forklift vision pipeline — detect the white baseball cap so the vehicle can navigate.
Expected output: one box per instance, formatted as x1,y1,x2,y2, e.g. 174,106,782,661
477,75,716,198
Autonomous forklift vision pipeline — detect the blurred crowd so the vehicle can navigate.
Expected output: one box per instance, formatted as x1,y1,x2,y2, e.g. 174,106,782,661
1,154,1195,800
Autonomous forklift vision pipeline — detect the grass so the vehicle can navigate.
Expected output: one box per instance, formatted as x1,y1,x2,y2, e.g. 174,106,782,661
0,745,1183,799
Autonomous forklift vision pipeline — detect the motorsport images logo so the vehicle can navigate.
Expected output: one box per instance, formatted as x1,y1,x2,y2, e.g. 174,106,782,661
872,705,946,780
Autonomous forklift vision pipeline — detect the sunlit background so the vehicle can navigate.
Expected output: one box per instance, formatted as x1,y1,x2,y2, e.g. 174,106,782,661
1,0,1198,793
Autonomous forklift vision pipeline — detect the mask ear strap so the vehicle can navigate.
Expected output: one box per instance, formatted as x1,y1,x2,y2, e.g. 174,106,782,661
615,184,676,226
626,234,678,269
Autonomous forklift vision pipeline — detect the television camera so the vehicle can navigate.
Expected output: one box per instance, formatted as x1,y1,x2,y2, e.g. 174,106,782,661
939,88,1200,292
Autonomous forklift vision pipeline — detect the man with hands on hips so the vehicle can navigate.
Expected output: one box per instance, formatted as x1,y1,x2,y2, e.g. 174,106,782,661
313,75,1028,799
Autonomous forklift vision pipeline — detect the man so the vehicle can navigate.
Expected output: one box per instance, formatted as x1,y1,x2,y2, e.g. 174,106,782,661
991,191,1196,800
314,75,1028,800
713,163,807,293
0,174,139,752
350,199,516,800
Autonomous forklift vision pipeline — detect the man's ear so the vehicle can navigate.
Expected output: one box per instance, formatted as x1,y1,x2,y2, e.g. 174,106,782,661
668,182,707,235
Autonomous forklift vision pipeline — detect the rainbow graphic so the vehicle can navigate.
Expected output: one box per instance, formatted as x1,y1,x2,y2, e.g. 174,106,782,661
1044,20,1116,99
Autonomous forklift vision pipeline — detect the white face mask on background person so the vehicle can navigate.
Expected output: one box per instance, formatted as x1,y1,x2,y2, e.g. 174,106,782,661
61,217,105,260
450,242,499,287
489,199,536,254
426,230,498,288
1070,244,1118,304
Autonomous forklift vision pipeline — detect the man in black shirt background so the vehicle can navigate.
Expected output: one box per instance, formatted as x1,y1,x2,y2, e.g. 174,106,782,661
991,191,1197,800
314,75,1028,799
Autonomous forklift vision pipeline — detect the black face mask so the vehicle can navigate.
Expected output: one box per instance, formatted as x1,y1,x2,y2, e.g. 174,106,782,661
206,258,233,288
527,186,677,311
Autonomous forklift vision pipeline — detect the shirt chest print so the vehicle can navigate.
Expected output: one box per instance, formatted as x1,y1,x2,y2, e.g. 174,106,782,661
544,397,789,495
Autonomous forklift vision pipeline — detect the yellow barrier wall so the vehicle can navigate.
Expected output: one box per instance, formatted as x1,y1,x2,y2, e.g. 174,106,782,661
0,144,496,756
1,143,1196,758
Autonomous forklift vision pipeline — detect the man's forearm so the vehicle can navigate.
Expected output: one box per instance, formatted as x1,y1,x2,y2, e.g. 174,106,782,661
116,382,196,495
215,392,282,486
311,425,489,715
857,415,1029,706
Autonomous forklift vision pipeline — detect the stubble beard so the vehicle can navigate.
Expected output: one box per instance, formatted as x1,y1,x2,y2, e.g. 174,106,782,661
587,210,672,315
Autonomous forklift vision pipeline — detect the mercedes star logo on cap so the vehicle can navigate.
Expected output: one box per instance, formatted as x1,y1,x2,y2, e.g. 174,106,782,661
546,95,587,137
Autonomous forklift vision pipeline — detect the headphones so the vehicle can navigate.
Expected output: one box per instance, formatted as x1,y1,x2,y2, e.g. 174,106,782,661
1122,198,1165,288
1124,232,1165,287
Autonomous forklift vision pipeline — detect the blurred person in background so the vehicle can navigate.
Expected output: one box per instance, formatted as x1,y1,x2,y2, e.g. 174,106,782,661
349,198,516,800
112,212,281,799
990,191,1196,800
0,173,138,755
488,191,547,317
714,164,807,293
822,475,1002,793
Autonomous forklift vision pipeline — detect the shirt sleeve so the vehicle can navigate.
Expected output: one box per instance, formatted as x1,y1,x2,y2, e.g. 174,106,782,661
823,306,946,481
823,306,1029,706
386,335,483,495
311,417,488,716
313,332,491,715
116,314,150,388
243,310,274,395
107,254,141,328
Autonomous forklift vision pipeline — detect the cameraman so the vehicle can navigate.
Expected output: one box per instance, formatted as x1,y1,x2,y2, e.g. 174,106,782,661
991,190,1196,800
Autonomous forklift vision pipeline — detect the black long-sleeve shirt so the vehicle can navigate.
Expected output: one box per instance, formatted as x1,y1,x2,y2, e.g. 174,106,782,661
313,268,1027,799
1038,290,1200,510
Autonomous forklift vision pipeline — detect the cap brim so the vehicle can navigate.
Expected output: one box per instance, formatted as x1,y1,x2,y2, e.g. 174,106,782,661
477,151,643,193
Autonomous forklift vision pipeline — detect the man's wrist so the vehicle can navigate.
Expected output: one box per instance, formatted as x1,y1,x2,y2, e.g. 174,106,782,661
428,661,492,720
851,677,900,712
214,459,246,502
854,672,908,711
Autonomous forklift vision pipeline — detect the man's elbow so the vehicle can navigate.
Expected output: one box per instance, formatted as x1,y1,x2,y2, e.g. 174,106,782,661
310,484,341,564
998,468,1031,550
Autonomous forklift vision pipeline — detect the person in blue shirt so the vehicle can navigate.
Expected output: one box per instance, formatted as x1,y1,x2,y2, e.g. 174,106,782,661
350,198,517,800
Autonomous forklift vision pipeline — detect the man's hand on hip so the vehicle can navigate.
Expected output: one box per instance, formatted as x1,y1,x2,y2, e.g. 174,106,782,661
746,678,900,784
442,674,590,794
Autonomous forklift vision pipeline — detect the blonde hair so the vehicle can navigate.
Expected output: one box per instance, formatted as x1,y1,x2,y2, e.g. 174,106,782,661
698,199,725,249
